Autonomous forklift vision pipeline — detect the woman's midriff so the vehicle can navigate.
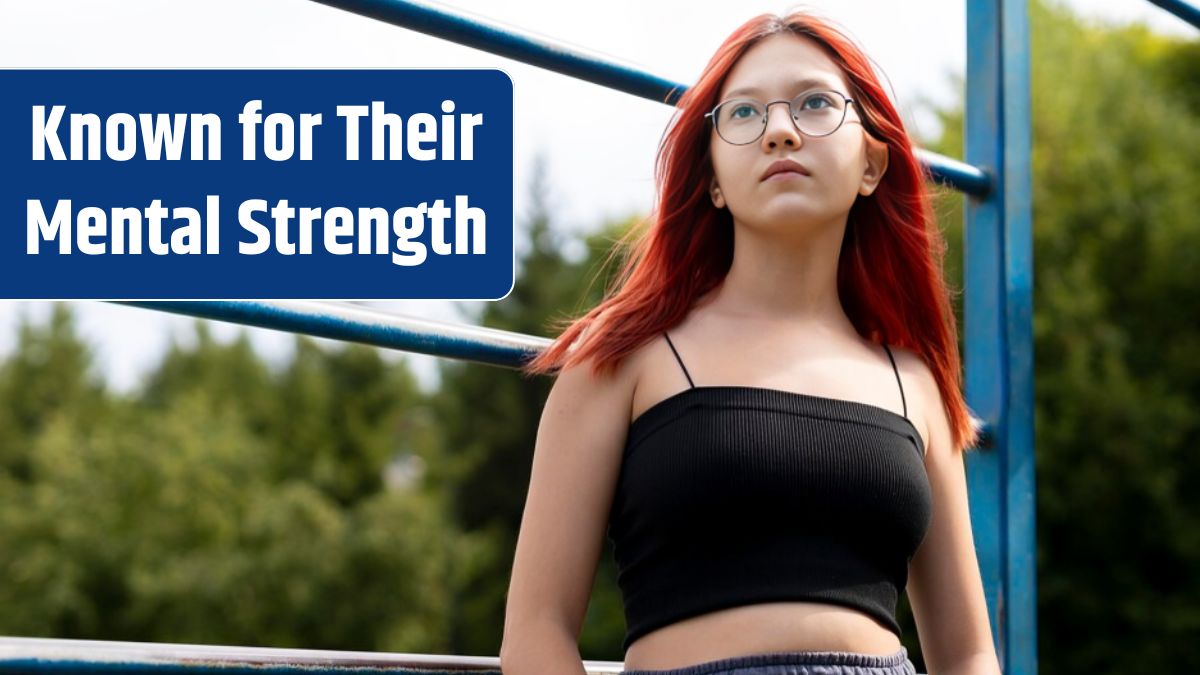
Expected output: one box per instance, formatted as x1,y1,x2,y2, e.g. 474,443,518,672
621,601,905,671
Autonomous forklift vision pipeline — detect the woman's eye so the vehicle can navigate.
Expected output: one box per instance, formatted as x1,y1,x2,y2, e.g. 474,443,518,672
731,104,758,118
801,95,833,110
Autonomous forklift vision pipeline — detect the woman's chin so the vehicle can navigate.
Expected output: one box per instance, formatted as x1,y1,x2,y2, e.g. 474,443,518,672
749,203,835,230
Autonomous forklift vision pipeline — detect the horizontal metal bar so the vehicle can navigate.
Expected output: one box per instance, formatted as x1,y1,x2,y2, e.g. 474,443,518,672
915,148,993,197
0,636,624,674
307,0,991,196
309,0,687,104
1146,0,1200,29
117,301,550,369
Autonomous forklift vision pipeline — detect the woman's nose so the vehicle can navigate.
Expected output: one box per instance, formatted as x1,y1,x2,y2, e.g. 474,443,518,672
761,103,802,149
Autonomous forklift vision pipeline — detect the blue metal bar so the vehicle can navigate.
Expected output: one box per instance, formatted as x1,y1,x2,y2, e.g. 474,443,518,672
963,2,1006,662
965,0,1036,673
0,636,624,674
306,0,992,196
914,149,992,197
1146,0,1200,29
309,0,686,104
117,301,550,368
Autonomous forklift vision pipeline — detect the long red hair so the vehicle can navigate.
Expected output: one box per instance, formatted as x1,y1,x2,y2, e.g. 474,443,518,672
523,11,982,453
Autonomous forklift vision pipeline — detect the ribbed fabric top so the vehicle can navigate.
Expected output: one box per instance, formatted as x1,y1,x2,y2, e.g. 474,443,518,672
606,335,933,652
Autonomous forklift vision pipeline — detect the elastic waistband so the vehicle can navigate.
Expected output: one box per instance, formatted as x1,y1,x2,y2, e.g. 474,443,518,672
620,647,911,675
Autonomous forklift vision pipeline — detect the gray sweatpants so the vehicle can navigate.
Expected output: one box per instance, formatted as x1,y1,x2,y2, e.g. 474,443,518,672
620,647,918,675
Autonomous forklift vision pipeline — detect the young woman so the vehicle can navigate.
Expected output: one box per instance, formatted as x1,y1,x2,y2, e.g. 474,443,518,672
501,10,1000,675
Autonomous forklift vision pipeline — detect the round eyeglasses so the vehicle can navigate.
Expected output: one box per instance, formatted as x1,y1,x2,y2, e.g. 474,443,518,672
705,90,856,145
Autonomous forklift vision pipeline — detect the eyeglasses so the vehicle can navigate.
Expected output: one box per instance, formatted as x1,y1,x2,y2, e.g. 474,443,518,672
705,90,856,145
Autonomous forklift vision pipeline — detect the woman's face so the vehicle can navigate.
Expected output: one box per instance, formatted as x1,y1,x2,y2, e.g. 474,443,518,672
708,33,888,237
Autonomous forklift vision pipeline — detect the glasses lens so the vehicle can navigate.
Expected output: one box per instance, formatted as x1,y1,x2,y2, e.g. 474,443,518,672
791,91,847,136
715,99,766,144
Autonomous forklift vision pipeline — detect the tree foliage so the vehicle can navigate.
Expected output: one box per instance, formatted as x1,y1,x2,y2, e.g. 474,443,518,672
0,312,457,652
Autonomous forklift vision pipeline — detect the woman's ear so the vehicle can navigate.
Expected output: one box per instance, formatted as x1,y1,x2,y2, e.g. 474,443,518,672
858,134,889,196
710,177,726,208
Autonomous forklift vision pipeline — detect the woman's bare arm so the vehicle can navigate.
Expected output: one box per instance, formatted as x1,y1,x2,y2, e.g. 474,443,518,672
905,353,1002,675
500,350,638,674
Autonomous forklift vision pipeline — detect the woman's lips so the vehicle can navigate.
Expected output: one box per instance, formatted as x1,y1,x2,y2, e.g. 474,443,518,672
763,170,808,182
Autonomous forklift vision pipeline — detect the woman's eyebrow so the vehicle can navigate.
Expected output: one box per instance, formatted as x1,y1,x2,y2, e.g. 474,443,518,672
724,77,838,98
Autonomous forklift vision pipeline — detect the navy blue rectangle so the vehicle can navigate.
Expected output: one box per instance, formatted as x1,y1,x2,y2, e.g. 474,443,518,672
0,69,514,300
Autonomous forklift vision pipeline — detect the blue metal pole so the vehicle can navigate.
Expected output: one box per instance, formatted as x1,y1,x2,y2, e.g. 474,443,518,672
305,0,992,196
1146,0,1200,29
999,0,1037,669
965,0,1036,673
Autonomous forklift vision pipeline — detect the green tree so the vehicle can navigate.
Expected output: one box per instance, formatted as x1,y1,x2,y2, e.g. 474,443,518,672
0,307,460,653
140,321,276,437
0,304,108,480
270,336,427,506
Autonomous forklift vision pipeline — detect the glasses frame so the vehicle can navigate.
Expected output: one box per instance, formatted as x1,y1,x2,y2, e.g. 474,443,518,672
704,90,857,145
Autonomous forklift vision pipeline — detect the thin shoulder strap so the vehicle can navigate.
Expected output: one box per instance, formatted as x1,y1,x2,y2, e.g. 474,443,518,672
881,343,908,419
663,332,695,388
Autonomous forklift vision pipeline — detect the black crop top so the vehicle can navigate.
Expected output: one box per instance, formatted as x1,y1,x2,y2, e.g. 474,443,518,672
606,332,933,652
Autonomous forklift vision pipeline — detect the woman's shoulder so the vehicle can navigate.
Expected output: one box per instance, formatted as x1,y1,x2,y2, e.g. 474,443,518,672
556,314,652,415
880,342,944,454
884,343,937,398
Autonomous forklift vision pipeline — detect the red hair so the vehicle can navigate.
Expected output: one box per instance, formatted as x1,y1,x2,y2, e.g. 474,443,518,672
523,11,982,453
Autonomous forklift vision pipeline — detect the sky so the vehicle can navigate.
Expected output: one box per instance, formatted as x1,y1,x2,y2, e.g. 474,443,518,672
0,0,1193,393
